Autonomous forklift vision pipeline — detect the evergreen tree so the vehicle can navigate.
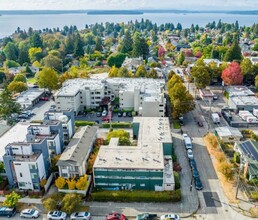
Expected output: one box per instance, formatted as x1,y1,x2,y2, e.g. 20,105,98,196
18,43,30,65
74,34,84,57
30,32,43,48
3,42,18,61
224,41,242,62
120,30,133,54
95,37,102,52
65,34,74,54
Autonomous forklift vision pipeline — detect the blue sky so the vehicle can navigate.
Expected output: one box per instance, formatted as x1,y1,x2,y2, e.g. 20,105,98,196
0,0,257,10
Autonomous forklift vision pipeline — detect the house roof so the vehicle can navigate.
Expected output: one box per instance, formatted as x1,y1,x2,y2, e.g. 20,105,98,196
57,126,97,167
215,126,243,138
239,140,258,162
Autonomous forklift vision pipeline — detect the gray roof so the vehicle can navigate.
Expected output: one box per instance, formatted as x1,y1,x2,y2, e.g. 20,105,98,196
57,126,97,166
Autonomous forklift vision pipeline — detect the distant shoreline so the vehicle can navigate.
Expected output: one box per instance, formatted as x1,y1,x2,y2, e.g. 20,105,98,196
0,10,257,15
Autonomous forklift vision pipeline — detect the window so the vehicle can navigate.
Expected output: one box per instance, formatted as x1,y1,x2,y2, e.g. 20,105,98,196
62,173,68,177
81,101,83,104
31,173,38,179
29,164,36,170
159,110,163,112
18,182,26,187
20,173,23,177
140,184,145,187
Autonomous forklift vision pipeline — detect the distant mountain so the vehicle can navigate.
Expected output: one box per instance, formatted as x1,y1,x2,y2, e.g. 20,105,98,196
0,10,257,15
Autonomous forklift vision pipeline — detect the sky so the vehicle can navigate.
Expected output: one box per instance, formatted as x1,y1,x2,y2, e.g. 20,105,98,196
0,0,258,11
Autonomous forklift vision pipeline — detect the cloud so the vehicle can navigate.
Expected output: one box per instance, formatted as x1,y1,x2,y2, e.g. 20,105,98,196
0,0,258,10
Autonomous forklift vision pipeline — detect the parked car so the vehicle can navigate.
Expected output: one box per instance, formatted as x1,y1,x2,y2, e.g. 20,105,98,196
192,167,199,178
160,214,180,220
39,97,49,101
102,110,107,117
20,209,39,218
194,176,203,190
137,213,158,220
96,112,102,117
187,149,194,159
118,112,123,117
189,158,197,169
127,112,132,117
106,212,127,220
213,94,218,100
47,211,67,220
123,112,127,117
70,212,91,220
0,206,16,218
18,114,29,119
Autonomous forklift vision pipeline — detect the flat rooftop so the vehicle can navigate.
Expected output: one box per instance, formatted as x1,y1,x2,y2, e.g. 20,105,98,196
94,117,172,170
16,89,44,104
226,86,254,97
230,96,258,106
13,152,41,162
0,123,31,160
215,126,243,138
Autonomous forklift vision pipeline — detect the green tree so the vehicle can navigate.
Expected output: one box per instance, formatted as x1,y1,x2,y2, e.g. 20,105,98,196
8,81,27,93
117,67,131,77
167,70,176,80
135,64,147,77
18,43,30,65
42,198,57,212
191,60,211,89
0,72,6,84
132,32,149,59
95,37,102,52
3,42,18,61
224,41,242,62
13,73,26,83
30,32,43,48
0,85,20,121
241,58,254,82
107,129,131,146
3,191,21,207
120,30,133,54
107,53,126,68
41,54,62,72
65,34,74,54
28,47,43,63
74,34,84,57
177,52,185,66
61,194,82,214
4,60,20,69
37,67,59,91
148,68,158,78
168,75,183,91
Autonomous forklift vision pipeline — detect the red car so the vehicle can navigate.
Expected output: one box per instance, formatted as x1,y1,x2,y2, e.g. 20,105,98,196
106,213,127,220
39,97,49,101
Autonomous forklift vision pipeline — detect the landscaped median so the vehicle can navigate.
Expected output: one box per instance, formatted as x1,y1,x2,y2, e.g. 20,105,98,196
91,189,181,202
75,120,96,126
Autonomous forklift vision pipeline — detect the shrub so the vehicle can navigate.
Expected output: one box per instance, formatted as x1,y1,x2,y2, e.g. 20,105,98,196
102,122,132,128
42,197,57,211
234,152,240,164
250,207,258,217
214,151,226,163
173,162,182,172
92,190,181,202
174,172,180,189
250,191,258,200
3,191,21,207
218,162,234,181
61,193,82,214
55,176,66,189
75,121,96,126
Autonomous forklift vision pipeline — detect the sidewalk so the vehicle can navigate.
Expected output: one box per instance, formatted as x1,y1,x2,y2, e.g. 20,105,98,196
0,196,42,204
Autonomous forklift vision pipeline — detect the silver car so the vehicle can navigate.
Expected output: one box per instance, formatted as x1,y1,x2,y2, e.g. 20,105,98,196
20,209,39,218
70,212,91,220
47,211,67,220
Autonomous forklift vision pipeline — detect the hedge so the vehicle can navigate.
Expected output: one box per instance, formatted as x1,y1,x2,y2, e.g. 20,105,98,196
102,122,132,128
75,121,96,126
91,190,181,202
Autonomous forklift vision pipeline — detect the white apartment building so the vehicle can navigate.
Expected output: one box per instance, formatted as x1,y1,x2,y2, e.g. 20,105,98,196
55,78,166,117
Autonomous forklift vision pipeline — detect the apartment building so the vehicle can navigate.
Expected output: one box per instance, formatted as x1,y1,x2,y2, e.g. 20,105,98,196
93,117,174,191
55,78,166,117
57,126,97,178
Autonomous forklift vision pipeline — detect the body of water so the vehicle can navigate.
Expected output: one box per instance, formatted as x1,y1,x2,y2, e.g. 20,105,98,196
0,13,257,38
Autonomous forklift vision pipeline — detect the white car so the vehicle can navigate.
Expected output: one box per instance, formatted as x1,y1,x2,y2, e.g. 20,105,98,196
47,211,67,220
70,212,91,220
160,214,180,220
20,209,39,218
187,149,194,159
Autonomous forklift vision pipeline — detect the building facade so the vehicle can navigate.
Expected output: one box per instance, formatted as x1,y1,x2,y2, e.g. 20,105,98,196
55,78,166,117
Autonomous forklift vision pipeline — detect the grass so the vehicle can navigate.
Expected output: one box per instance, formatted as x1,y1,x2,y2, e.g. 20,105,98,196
173,120,181,129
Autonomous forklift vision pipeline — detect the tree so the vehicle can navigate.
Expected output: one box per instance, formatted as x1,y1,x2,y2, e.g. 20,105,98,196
191,60,211,89
37,67,59,91
168,75,183,91
132,32,149,59
107,53,126,68
167,70,176,80
177,52,185,66
4,60,20,69
74,34,84,57
221,62,243,85
148,68,158,78
109,66,119,77
42,198,57,211
120,30,133,54
8,81,27,93
241,58,254,83
95,37,102,52
0,72,6,84
107,129,130,146
55,176,66,189
218,162,234,181
224,41,242,62
117,67,131,78
0,86,20,121
76,175,88,190
135,64,147,78
30,32,43,48
41,54,62,72
13,73,26,83
3,191,20,207
18,43,30,65
65,34,74,54
3,42,18,61
28,47,43,63
158,46,166,58
66,178,76,190
61,193,82,214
